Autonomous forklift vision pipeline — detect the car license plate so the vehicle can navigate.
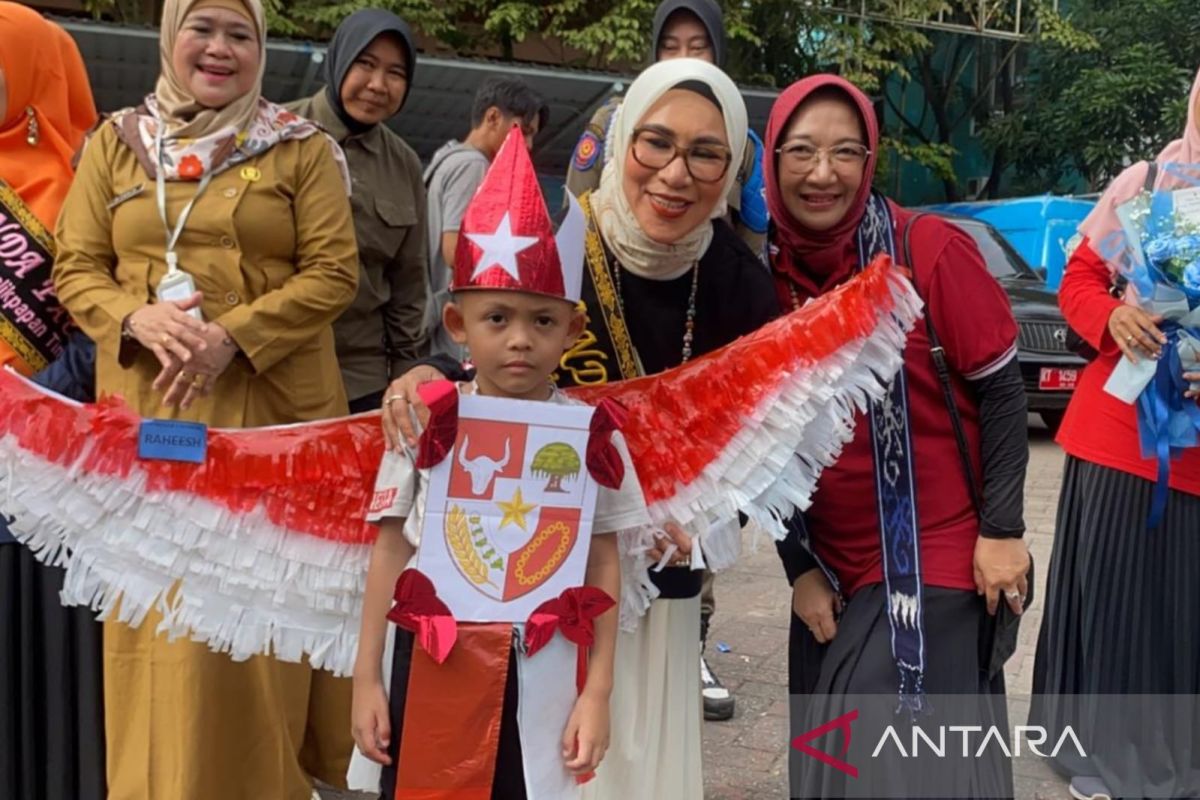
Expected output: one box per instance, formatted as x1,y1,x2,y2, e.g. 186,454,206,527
1039,367,1078,390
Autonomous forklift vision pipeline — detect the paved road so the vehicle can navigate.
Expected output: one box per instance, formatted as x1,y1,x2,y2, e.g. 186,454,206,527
702,421,1071,799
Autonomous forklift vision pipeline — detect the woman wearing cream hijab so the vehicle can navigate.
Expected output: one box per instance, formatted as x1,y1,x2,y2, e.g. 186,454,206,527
52,0,362,797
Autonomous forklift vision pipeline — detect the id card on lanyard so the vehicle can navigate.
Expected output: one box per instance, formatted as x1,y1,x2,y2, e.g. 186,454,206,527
156,127,212,319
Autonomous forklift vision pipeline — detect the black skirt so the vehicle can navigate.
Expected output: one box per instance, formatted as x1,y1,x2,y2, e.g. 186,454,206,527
1030,456,1200,797
787,583,1013,799
0,544,105,800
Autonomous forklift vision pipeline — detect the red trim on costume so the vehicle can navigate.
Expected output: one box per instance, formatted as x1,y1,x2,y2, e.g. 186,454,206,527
414,380,460,469
524,585,615,693
387,570,458,665
585,398,627,489
395,624,512,800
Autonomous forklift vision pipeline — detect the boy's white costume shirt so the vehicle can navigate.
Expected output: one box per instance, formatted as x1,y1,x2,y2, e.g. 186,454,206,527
348,387,649,798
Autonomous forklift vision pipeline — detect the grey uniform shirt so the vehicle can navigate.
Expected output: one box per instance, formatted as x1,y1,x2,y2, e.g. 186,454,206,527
423,141,490,358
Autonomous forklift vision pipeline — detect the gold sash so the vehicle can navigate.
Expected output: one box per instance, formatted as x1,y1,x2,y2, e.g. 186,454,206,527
557,193,641,387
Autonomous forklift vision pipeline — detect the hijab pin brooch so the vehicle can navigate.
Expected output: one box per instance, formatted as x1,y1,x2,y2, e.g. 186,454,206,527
240,166,262,183
25,107,39,147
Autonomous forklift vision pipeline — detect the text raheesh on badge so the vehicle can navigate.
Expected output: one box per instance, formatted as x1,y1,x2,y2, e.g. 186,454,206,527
137,419,208,463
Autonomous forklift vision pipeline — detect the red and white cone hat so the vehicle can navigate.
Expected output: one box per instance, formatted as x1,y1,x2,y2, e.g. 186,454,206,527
452,125,585,303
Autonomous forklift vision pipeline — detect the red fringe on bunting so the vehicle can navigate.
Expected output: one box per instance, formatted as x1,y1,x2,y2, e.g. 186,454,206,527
0,374,385,544
0,254,898,544
570,254,898,504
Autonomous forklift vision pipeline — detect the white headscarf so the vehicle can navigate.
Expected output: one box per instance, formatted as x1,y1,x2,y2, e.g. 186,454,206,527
590,58,748,280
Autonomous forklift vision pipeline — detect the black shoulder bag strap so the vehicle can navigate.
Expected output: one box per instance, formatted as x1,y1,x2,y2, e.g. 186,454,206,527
904,213,1032,678
902,213,983,514
1145,160,1160,192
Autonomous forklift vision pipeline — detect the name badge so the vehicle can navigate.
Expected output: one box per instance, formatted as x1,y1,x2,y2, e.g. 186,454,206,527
107,183,145,210
138,419,208,463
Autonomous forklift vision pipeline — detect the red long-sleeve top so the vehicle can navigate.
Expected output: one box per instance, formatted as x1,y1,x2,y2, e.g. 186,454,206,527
1055,239,1200,496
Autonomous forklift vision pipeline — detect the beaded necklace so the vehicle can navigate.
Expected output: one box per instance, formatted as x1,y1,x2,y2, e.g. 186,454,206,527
611,261,700,364
788,281,802,312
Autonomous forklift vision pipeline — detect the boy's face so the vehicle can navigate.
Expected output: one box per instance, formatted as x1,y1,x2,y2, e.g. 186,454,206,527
444,290,584,400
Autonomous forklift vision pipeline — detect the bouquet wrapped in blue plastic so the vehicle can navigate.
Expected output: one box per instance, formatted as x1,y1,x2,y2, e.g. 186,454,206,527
1100,164,1200,524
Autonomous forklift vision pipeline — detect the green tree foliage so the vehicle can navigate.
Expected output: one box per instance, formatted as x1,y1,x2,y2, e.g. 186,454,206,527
80,0,1095,196
991,0,1200,192
530,442,581,493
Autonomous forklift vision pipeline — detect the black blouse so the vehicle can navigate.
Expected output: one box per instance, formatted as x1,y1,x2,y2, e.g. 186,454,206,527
609,219,779,375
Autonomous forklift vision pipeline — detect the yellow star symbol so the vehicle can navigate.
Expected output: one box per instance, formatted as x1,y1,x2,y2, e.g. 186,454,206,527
496,487,537,531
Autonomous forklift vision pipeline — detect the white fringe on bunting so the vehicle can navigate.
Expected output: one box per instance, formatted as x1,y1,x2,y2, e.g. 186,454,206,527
615,270,922,630
0,269,921,665
0,442,370,676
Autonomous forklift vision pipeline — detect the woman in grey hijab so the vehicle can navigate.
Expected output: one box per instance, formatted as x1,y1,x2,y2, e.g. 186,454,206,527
290,10,430,414
651,0,726,66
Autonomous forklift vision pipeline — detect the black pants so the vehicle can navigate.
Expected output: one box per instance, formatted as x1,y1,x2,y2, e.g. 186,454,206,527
348,390,386,415
0,545,106,800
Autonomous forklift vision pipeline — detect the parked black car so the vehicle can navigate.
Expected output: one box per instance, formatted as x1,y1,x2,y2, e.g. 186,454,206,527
937,214,1086,433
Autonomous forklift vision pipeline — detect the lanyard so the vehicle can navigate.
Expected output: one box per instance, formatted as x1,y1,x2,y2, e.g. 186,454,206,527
155,126,213,273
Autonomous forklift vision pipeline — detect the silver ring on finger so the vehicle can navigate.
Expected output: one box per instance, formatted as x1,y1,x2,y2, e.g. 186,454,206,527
1005,589,1021,601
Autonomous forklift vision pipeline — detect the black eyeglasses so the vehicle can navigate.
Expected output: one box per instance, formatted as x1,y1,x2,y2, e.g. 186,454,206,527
630,128,732,184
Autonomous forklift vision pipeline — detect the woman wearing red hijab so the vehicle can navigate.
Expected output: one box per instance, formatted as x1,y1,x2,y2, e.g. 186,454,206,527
0,4,104,799
768,76,1030,796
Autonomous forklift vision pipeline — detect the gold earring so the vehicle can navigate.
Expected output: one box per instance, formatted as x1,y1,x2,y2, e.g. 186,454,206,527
25,107,39,147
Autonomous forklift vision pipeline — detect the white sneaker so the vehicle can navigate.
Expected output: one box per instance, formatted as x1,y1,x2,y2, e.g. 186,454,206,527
700,653,735,721
1068,776,1113,800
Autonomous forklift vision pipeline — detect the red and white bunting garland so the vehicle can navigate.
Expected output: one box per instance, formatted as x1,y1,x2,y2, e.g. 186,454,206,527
0,256,920,670
0,381,383,675
574,257,923,628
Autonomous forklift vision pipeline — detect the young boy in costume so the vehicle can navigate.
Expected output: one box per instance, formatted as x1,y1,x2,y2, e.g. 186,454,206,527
350,125,648,800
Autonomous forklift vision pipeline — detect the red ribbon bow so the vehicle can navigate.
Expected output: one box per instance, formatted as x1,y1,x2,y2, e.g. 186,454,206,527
524,586,614,787
414,380,460,469
523,586,615,693
585,398,627,490
386,569,458,664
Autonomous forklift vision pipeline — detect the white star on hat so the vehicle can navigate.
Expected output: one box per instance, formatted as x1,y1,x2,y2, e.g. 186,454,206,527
466,212,539,282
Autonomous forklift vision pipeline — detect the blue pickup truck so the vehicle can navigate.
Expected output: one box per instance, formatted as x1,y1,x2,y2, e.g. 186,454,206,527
928,195,1096,290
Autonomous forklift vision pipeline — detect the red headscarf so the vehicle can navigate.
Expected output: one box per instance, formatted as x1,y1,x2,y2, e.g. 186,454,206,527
0,3,97,229
764,75,881,300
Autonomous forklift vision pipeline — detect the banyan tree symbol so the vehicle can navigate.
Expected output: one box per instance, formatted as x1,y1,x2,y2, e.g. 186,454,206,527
529,442,581,493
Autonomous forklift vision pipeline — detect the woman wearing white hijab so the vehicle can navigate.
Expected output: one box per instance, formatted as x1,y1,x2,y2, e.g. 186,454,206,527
380,58,779,797
576,58,778,800
52,0,361,797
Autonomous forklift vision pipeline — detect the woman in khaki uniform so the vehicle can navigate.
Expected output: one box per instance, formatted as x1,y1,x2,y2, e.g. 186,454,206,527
51,0,360,797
